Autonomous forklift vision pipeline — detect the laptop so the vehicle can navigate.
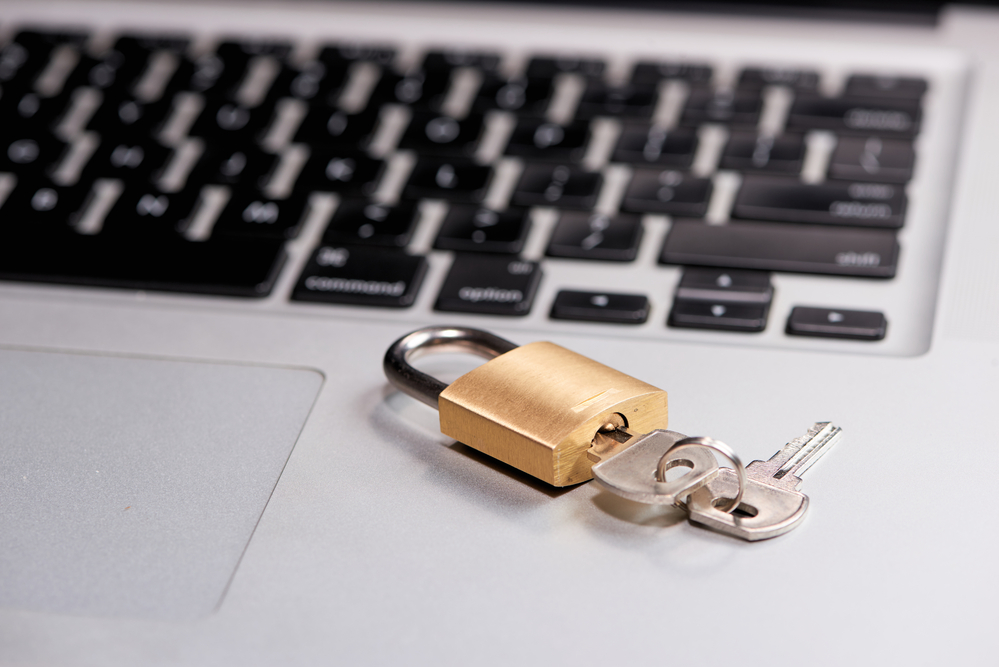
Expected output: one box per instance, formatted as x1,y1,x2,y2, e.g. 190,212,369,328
0,0,995,662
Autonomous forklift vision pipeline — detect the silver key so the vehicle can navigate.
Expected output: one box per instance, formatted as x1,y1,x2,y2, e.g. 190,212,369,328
591,430,718,504
685,422,842,541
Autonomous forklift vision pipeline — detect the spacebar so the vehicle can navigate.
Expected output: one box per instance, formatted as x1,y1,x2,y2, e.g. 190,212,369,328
660,220,898,278
0,233,287,297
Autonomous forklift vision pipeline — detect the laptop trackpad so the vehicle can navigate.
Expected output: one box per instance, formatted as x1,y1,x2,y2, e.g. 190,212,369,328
0,348,322,621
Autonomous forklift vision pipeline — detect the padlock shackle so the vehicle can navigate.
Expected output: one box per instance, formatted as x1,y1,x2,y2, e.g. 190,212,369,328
383,326,519,409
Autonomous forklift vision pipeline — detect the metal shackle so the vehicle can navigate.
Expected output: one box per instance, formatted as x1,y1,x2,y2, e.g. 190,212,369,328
383,326,519,409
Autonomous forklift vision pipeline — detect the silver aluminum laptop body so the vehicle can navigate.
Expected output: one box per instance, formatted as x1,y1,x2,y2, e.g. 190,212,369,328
1,0,997,663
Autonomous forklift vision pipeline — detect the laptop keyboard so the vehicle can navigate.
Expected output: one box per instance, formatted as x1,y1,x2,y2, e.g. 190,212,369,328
0,27,939,346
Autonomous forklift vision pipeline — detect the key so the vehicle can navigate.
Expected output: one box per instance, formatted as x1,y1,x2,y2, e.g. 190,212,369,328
322,199,418,247
546,211,643,261
685,422,842,540
668,267,774,332
292,106,380,149
397,112,484,156
434,255,542,316
367,69,451,110
421,50,500,73
188,99,277,146
732,177,906,228
785,306,888,340
621,169,712,217
525,56,605,79
403,158,492,202
612,125,698,168
291,244,427,308
844,74,927,100
787,95,921,136
472,76,553,115
659,219,900,278
549,290,650,324
575,83,658,120
720,133,804,174
295,150,384,196
630,61,712,87
212,191,309,239
591,430,722,505
828,136,915,184
504,119,590,162
681,89,762,127
433,205,531,254
737,67,819,91
512,164,602,210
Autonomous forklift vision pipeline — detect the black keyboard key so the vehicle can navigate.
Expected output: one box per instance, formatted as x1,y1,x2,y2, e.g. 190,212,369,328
433,205,530,254
0,33,59,88
611,125,697,168
673,267,774,304
296,150,384,195
660,219,899,278
212,192,308,239
292,244,427,308
669,300,769,332
292,107,380,149
367,69,450,110
0,232,285,297
787,95,921,136
0,89,72,132
101,187,200,238
786,306,887,340
421,50,500,72
113,35,190,57
267,61,347,104
64,50,148,98
844,75,927,100
473,76,553,115
622,169,712,217
551,290,650,324
0,134,68,174
86,141,172,182
322,200,418,247
630,61,713,87
546,211,642,261
403,158,491,202
217,39,292,60
398,112,484,156
320,44,396,68
505,119,590,162
178,52,246,97
189,99,276,145
733,177,906,228
526,56,605,79
829,136,915,183
575,83,657,120
434,254,541,316
187,146,278,188
512,164,602,210
682,89,762,127
720,133,804,174
668,266,773,332
86,96,174,140
737,67,819,91
0,178,91,232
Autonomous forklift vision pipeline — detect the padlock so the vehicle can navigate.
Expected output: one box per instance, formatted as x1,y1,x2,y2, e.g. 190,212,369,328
384,326,668,486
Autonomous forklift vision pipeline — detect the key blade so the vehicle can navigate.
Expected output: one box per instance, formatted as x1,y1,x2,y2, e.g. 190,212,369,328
773,422,842,480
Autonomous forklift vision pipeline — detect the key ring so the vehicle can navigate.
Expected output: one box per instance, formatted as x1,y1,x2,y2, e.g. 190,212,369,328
657,436,747,514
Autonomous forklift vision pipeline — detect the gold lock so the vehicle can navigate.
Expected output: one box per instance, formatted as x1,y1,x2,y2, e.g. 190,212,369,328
384,326,668,486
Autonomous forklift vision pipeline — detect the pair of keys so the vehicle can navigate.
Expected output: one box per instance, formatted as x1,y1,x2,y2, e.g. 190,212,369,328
384,326,841,541
590,422,841,540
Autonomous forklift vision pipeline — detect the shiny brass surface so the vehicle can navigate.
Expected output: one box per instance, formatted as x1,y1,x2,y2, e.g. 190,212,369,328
438,341,668,486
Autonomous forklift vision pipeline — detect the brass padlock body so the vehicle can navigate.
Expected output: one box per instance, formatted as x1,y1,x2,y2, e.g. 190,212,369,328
438,341,668,487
